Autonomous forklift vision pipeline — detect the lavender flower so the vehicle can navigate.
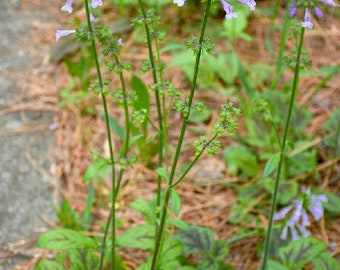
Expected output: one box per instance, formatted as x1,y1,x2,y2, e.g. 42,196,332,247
91,0,103,8
289,0,339,28
221,0,238,19
237,0,256,11
174,0,186,6
301,186,328,220
174,0,256,20
56,29,76,41
90,13,99,22
61,0,74,14
301,8,313,29
274,187,327,241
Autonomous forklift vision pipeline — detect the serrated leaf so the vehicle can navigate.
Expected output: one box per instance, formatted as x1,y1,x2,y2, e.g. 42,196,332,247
116,224,155,249
158,238,183,268
313,252,340,270
267,260,290,270
176,225,214,255
212,240,229,261
35,259,64,270
38,229,97,250
263,152,280,177
279,237,326,269
171,189,181,217
69,249,99,270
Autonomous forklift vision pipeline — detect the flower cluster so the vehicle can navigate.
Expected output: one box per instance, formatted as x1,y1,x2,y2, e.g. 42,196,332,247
274,187,328,241
173,0,256,20
289,0,339,29
56,0,103,41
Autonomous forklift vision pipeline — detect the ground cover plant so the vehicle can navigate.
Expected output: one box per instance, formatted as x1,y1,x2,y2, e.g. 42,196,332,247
35,0,339,269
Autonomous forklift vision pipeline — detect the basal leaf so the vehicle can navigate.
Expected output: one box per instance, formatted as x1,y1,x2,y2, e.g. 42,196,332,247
313,252,340,270
38,229,97,250
35,259,64,270
116,224,155,249
158,238,183,269
279,237,326,269
175,225,214,255
267,260,290,270
69,249,99,270
223,144,259,176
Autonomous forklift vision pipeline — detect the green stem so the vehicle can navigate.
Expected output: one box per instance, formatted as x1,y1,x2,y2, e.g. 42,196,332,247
82,1,118,269
271,0,291,89
171,133,219,189
260,26,306,270
150,1,212,268
99,56,131,269
137,0,164,216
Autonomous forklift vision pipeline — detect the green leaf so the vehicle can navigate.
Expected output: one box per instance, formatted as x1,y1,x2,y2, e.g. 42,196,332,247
263,153,280,177
129,134,144,147
223,145,259,176
175,225,214,255
69,249,100,270
131,75,150,112
324,108,340,156
313,189,340,214
171,189,181,217
212,240,229,261
116,224,155,249
107,115,125,141
82,158,110,183
158,238,183,269
155,167,168,182
81,183,94,230
263,178,298,205
313,252,340,270
267,260,290,270
35,259,64,270
130,198,157,224
279,237,326,269
38,229,97,250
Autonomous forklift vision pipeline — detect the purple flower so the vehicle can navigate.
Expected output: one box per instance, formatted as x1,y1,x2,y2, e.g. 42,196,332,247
301,186,328,220
314,6,323,17
289,1,297,17
91,0,103,8
301,8,313,29
56,29,76,41
117,38,124,46
238,0,256,11
61,0,74,14
90,13,99,22
274,187,327,241
174,0,185,6
221,0,238,20
319,0,339,6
